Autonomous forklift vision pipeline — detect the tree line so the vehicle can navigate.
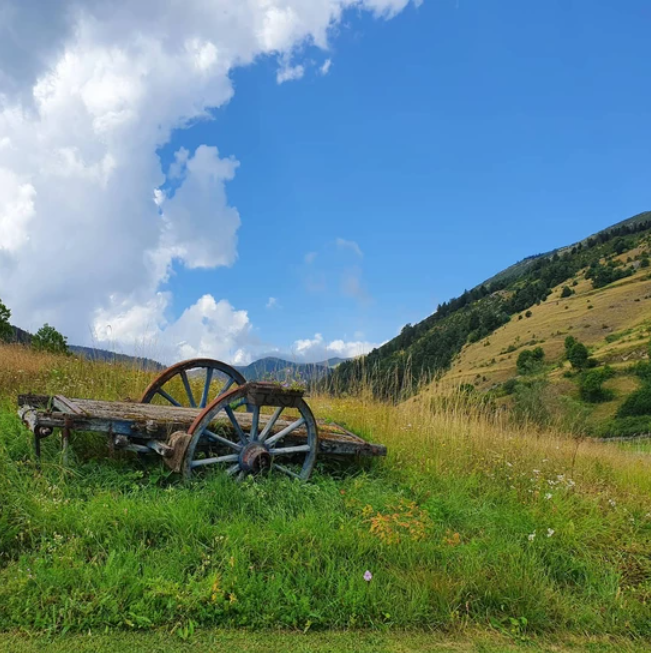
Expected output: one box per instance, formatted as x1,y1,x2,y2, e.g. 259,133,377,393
0,297,70,355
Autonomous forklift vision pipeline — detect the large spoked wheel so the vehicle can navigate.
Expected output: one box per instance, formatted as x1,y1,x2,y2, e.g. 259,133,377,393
140,358,249,410
183,385,318,482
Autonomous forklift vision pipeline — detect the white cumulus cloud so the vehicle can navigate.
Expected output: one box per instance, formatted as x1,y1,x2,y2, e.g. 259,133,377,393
0,0,419,363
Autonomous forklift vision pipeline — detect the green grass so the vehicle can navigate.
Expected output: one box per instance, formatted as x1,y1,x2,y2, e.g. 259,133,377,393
2,344,651,644
2,630,650,653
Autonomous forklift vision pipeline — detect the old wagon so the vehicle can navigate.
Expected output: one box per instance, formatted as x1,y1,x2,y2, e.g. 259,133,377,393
17,358,386,481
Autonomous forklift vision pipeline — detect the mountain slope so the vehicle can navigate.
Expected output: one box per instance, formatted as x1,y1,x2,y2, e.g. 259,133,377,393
331,211,651,399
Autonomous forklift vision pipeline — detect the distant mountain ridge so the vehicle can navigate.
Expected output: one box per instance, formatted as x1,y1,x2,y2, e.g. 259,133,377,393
235,356,347,382
479,211,651,289
6,325,346,381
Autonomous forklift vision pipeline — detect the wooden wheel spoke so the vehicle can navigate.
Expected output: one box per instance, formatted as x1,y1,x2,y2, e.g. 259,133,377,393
270,444,312,456
156,389,181,407
203,428,242,451
265,417,305,448
219,377,235,397
190,453,239,469
226,463,241,476
180,370,196,407
200,367,214,408
258,407,283,443
249,406,260,441
274,463,301,480
225,406,247,443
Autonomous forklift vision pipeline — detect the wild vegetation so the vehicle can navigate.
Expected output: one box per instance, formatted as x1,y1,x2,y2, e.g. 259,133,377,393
2,343,651,652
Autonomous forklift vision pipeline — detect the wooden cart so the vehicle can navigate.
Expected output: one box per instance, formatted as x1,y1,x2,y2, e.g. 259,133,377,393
17,358,386,481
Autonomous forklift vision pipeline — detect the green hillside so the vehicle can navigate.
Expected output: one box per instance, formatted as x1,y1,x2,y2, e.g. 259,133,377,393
332,212,651,415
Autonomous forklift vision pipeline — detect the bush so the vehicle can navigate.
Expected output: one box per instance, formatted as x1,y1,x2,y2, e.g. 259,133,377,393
502,378,519,395
516,347,544,375
578,367,614,403
567,342,590,370
617,385,651,418
32,323,70,355
0,298,11,342
597,416,651,438
560,286,573,298
525,310,532,318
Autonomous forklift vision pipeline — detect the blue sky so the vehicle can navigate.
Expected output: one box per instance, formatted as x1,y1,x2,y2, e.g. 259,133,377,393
1,0,649,364
159,0,651,357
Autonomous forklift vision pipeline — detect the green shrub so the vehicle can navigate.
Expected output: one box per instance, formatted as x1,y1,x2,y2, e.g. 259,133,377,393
516,347,544,375
617,384,651,418
567,342,590,370
560,286,573,298
597,415,651,437
502,378,519,395
633,361,651,383
578,367,615,403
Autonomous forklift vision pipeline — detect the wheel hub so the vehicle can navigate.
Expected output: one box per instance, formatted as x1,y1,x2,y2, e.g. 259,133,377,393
239,442,272,475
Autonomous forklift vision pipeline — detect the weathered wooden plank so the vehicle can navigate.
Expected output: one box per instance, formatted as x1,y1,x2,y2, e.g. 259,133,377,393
53,395,87,416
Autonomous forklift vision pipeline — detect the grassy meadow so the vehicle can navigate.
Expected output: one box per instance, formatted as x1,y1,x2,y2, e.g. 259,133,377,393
2,343,651,650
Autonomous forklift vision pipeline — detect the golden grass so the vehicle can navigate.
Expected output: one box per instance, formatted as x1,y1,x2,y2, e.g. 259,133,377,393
0,342,154,402
439,266,651,392
3,341,651,504
310,385,651,505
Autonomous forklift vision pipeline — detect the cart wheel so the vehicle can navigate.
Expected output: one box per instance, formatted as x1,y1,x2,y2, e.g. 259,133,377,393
183,385,318,481
140,358,249,410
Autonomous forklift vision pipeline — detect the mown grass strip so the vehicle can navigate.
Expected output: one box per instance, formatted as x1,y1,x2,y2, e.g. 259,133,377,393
2,630,650,653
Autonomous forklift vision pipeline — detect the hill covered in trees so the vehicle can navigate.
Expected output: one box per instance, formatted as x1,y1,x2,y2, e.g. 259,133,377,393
331,211,651,403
